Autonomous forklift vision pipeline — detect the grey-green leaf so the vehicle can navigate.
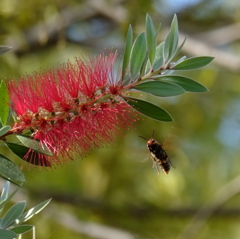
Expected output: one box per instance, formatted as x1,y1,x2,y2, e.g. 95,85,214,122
0,181,10,202
6,142,32,160
5,142,52,167
168,35,187,63
134,81,185,97
130,32,147,77
0,154,26,186
0,186,19,216
146,14,157,65
0,201,26,229
0,80,10,126
0,229,17,239
16,135,53,156
122,25,133,79
124,97,173,122
10,225,33,235
164,14,179,62
0,126,11,137
0,46,12,56
153,42,165,70
172,56,214,70
156,75,208,92
15,199,51,224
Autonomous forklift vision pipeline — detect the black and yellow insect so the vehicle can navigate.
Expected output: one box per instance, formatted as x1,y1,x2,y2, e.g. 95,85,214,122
139,131,174,175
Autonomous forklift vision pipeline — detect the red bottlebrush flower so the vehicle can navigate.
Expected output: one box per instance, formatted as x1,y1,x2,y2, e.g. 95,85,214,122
8,52,138,167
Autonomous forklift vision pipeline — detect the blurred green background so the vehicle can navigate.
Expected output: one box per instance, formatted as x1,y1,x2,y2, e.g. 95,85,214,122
1,0,240,238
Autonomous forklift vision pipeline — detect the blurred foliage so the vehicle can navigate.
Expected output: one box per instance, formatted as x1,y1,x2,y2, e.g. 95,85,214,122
1,0,240,238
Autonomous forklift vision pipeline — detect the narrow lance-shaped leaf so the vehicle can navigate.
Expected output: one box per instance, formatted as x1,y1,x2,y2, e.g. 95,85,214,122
167,35,187,63
122,25,133,80
0,186,20,215
164,14,179,62
156,75,208,92
140,50,152,77
0,80,10,126
172,56,214,70
153,42,165,70
146,14,157,65
0,181,10,202
0,181,12,215
0,201,26,229
0,229,17,239
130,32,147,77
0,125,11,137
141,23,161,76
134,81,185,97
14,199,51,224
123,96,173,122
175,55,187,65
6,142,51,167
0,154,25,186
144,60,151,75
10,225,33,235
5,143,28,159
16,135,53,156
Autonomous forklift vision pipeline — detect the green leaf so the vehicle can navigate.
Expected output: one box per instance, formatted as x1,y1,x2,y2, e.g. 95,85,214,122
0,126,11,137
153,42,165,70
6,142,52,167
146,14,157,65
122,25,133,79
15,199,51,224
0,181,10,203
168,35,187,63
172,56,214,70
130,32,147,77
0,181,12,215
10,225,33,235
144,60,151,75
0,186,19,216
0,201,26,229
5,142,28,159
0,46,12,56
134,81,185,97
0,80,10,126
0,154,25,186
164,14,179,62
140,53,151,78
16,135,53,156
124,97,173,122
0,229,16,239
175,55,187,65
156,75,208,92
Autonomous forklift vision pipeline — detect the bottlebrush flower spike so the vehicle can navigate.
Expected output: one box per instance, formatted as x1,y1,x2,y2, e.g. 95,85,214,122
7,52,138,167
5,14,213,170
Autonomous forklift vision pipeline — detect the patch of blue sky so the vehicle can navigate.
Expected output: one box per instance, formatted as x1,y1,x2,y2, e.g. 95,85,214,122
217,99,240,149
153,0,203,14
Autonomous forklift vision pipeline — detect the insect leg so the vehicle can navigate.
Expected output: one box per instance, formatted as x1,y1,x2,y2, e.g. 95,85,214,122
150,156,160,174
169,158,175,168
154,161,160,175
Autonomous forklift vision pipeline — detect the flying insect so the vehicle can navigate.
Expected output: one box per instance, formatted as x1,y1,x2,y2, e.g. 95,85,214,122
139,131,174,174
